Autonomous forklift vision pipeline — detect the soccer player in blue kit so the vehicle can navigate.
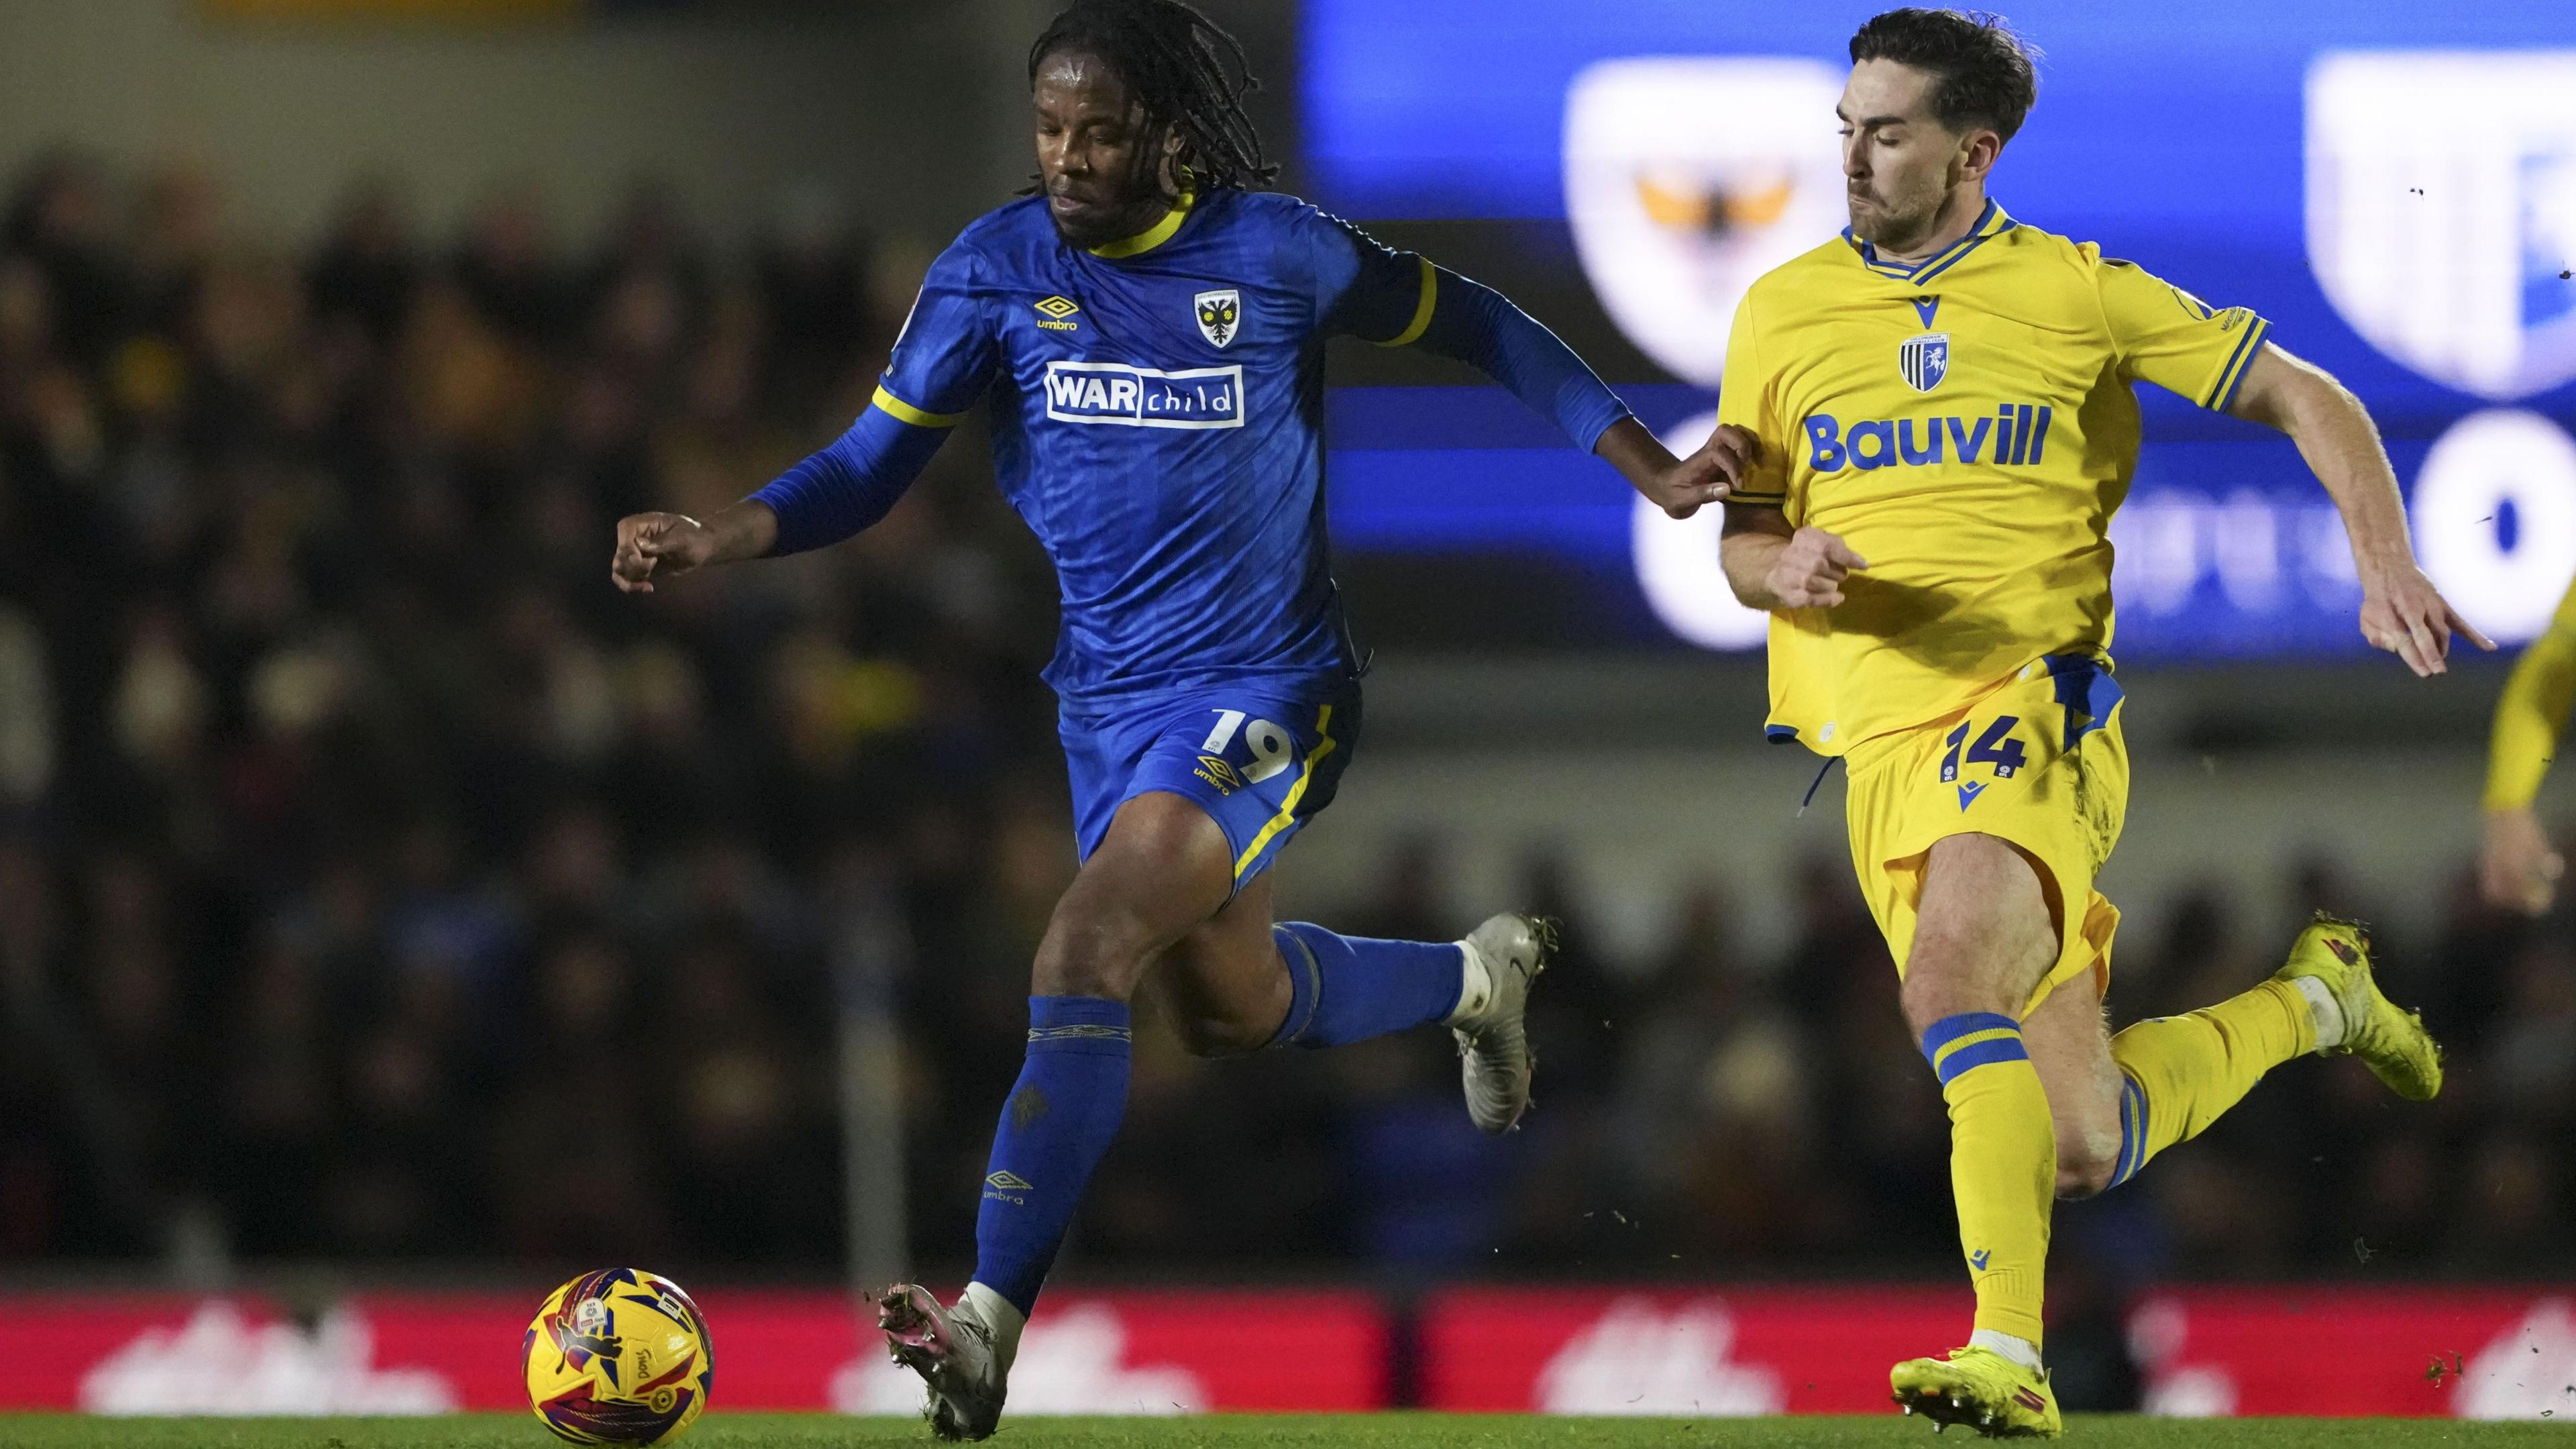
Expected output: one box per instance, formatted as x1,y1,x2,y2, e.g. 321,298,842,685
609,1,1728,1436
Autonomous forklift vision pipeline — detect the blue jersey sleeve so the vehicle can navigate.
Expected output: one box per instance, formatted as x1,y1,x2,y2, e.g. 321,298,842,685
1303,210,1632,451
1306,210,1433,344
751,240,997,555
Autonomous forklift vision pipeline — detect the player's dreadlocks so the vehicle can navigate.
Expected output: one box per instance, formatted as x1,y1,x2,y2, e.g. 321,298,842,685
1028,0,1279,195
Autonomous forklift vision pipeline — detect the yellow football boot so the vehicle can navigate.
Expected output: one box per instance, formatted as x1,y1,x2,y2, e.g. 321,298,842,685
1891,1346,2061,1438
2273,912,2442,1101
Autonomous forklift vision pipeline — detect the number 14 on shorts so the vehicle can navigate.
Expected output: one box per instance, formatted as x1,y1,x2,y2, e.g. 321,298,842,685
1941,715,2028,783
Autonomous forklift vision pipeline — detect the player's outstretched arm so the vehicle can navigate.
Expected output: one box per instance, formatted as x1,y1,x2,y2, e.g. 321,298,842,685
1596,415,1732,518
2226,343,2496,676
609,391,957,594
610,502,778,594
2481,588,2576,914
1397,263,1730,515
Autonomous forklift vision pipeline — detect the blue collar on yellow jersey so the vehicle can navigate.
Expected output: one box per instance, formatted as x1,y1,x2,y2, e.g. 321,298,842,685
1842,198,2017,284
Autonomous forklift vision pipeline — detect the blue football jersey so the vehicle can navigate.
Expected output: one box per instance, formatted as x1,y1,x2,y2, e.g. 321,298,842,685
753,186,1632,710
884,189,1440,704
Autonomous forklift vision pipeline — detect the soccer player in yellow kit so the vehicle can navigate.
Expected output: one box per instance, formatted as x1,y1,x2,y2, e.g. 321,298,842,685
2481,580,2576,915
1685,9,2493,1437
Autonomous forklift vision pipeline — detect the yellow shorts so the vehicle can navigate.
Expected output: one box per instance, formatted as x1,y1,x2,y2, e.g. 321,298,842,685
1842,653,2129,1019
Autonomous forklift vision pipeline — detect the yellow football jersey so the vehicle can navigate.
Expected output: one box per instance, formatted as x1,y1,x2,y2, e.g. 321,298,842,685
2484,575,2576,811
1717,200,2268,757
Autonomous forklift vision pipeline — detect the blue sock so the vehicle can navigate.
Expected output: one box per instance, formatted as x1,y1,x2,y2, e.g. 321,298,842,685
971,996,1131,1317
1268,922,1466,1049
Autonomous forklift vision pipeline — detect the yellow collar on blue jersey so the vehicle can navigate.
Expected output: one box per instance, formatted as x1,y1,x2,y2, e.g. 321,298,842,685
1842,198,2017,284
1088,191,1196,259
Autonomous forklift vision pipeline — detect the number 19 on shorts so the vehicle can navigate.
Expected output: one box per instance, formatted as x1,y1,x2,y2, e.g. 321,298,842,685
1202,709,1296,784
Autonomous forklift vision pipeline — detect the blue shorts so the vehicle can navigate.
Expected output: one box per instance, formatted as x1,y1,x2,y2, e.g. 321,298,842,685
1060,678,1362,890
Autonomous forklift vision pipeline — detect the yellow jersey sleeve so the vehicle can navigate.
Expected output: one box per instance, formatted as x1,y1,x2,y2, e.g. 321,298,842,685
2090,248,2269,411
2486,578,2576,811
1715,290,1791,509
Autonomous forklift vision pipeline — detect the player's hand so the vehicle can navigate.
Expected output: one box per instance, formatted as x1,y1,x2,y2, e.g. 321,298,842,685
612,511,716,594
1643,452,1728,519
2359,561,2494,677
1644,425,1760,520
1599,415,1733,519
1698,424,1759,491
1765,526,1867,608
2481,807,2564,917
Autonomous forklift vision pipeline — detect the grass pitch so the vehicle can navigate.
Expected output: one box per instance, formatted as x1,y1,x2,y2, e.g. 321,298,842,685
0,1416,2565,1448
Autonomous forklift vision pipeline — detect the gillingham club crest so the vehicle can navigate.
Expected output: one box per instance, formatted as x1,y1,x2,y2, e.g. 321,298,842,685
1900,332,1950,392
1193,288,1241,348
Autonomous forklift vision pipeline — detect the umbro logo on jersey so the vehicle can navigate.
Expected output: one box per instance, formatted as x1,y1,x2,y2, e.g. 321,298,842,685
1194,288,1241,348
985,1170,1032,1191
1033,295,1081,332
1803,403,2053,473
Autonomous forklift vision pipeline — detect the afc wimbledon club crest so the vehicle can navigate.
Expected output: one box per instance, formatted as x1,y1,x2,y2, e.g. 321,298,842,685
1900,333,1949,392
2308,52,2576,400
1564,57,1846,386
1193,288,1240,349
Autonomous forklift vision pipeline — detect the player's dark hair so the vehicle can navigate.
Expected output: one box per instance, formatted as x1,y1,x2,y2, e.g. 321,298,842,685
1850,8,2041,143
1029,0,1279,195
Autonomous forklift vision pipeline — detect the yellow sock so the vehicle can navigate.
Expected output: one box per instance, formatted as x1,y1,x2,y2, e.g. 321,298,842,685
1922,1012,2054,1348
2104,979,2314,1188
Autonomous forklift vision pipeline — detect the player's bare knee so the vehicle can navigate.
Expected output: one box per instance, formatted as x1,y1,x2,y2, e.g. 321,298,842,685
1030,945,1132,1000
1031,897,1156,1000
1165,1008,1269,1058
1902,932,2057,1040
1899,948,2004,1038
2055,1122,2121,1199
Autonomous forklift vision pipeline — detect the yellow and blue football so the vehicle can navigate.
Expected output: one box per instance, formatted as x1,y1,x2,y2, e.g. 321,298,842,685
522,1268,714,1445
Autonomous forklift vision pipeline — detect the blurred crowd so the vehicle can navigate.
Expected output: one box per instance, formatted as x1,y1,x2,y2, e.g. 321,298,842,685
1,156,2571,1299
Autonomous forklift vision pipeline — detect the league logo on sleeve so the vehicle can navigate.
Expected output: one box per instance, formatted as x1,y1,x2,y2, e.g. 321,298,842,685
2308,52,2576,400
1193,289,1241,349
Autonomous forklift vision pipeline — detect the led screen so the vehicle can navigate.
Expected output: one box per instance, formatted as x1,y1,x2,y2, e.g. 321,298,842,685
1305,1,2576,655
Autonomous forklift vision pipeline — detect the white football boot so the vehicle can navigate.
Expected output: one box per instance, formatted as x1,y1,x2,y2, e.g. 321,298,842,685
1449,913,1554,1133
876,1282,1016,1442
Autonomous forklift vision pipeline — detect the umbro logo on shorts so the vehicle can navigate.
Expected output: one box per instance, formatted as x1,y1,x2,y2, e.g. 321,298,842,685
1193,754,1242,794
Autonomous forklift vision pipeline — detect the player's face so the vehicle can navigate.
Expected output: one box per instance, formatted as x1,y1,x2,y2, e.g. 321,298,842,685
1033,50,1173,250
1837,59,1979,254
